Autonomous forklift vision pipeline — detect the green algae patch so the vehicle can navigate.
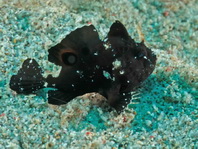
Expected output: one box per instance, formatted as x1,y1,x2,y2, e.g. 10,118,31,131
74,107,107,131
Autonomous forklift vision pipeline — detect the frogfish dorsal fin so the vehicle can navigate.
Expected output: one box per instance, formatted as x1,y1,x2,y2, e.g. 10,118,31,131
108,20,129,40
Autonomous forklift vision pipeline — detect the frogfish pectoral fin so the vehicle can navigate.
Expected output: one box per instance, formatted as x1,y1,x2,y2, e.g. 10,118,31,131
47,90,79,105
106,85,132,113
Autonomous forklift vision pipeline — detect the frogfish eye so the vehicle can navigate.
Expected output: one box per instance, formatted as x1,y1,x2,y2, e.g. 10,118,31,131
62,52,77,65
135,50,147,60
137,52,144,59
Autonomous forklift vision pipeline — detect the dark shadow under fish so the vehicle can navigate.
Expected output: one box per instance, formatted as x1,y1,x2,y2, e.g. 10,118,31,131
10,21,156,113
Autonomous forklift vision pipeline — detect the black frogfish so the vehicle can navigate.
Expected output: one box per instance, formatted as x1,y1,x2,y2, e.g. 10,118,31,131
10,21,156,113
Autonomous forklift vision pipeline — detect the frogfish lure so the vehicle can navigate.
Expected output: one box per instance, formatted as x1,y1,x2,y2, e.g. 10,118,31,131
10,21,156,113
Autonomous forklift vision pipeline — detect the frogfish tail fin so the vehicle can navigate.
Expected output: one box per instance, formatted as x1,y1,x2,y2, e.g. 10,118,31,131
9,58,45,94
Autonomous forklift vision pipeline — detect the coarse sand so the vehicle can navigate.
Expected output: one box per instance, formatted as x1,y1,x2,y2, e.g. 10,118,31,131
0,0,197,148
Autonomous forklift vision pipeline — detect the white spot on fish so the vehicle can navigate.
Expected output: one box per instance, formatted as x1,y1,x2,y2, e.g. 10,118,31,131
119,70,125,75
103,71,113,80
143,56,147,59
104,42,111,50
95,65,100,69
44,82,48,87
112,59,121,70
104,38,108,42
94,52,98,56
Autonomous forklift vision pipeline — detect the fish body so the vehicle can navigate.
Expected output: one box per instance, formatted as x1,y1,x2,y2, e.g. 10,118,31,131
10,21,156,112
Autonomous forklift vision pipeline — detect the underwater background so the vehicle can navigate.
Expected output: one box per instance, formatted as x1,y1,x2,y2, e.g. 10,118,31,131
0,0,197,148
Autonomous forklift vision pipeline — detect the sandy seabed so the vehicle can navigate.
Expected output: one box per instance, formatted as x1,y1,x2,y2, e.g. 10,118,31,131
0,0,197,148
